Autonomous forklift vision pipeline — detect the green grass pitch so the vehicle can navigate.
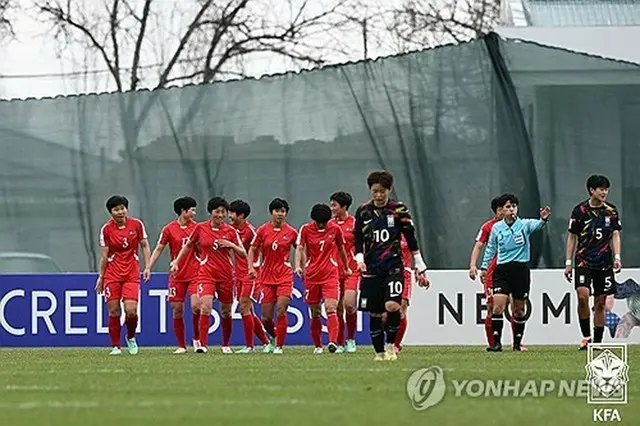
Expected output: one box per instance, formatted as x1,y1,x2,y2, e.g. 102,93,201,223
0,345,638,426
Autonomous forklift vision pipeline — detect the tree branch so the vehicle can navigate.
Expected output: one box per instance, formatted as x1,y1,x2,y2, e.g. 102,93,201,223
130,0,153,90
109,0,122,91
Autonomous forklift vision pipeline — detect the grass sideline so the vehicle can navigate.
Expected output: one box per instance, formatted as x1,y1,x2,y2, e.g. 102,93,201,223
0,345,638,426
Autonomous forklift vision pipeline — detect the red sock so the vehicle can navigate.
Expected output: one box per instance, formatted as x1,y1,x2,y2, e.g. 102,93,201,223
346,312,357,340
222,316,232,347
173,317,186,348
327,313,339,344
108,316,121,348
125,315,138,340
311,317,322,347
253,315,269,344
485,315,494,346
241,315,254,347
263,318,276,338
199,315,210,347
192,313,200,340
276,315,287,348
394,315,408,346
337,314,345,346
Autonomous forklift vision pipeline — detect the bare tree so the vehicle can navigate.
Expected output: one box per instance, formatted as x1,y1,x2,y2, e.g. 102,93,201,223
0,0,14,38
36,0,352,91
390,0,500,49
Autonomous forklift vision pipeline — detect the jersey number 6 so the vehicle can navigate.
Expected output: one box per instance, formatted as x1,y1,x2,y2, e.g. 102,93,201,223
272,241,278,251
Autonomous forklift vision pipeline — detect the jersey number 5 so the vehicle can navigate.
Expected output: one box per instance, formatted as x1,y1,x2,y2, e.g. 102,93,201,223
595,228,603,240
388,281,402,297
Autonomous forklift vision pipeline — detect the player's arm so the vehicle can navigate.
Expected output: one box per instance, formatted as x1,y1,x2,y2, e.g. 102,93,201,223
247,228,262,278
170,228,198,273
335,228,351,274
294,226,305,276
353,205,365,270
140,238,152,281
397,203,428,275
217,231,247,258
148,230,168,270
564,208,582,280
469,224,489,280
612,209,623,272
480,227,498,271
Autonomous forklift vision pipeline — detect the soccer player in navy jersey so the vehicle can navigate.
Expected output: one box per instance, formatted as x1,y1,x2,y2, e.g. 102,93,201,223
353,171,430,361
564,175,622,350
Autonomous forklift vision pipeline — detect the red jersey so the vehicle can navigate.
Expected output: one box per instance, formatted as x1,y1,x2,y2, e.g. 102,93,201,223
297,221,345,285
476,217,500,278
189,222,242,283
99,217,148,282
231,220,258,283
329,216,358,279
401,234,412,268
251,222,298,286
158,220,199,282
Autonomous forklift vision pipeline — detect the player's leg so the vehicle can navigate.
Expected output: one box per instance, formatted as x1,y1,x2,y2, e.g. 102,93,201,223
508,294,528,351
335,280,346,352
305,285,324,353
122,282,140,355
381,273,403,360
324,281,340,353
188,282,202,349
359,276,386,360
197,283,215,353
104,282,123,355
574,267,592,350
273,283,293,353
217,282,234,353
591,269,614,344
260,285,277,353
394,269,412,352
169,280,188,353
508,263,530,352
487,264,510,352
484,278,494,347
344,274,360,352
238,288,256,352
249,283,270,346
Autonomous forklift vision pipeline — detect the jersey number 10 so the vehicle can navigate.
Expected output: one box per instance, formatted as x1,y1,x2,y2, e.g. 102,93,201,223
373,229,390,243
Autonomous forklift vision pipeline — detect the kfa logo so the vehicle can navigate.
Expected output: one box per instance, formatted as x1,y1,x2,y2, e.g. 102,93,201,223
586,343,628,422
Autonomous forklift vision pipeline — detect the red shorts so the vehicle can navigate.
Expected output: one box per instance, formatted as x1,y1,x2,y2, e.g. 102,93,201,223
403,268,414,302
104,281,139,302
261,283,293,304
168,279,198,303
339,274,360,294
236,279,262,303
197,281,234,304
304,280,340,305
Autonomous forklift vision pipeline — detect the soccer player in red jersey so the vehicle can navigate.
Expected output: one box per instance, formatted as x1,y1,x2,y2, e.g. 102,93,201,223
95,195,151,356
149,196,202,354
295,203,352,353
229,199,271,353
170,197,246,354
247,198,298,354
469,196,526,351
329,191,359,353
393,234,413,353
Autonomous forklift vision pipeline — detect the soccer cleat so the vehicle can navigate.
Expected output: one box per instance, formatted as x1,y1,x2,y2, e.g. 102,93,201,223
192,340,202,351
195,346,208,354
109,347,122,356
221,346,233,354
384,343,397,361
127,338,139,355
374,353,386,362
237,346,255,354
263,337,276,353
273,347,284,355
579,338,591,351
173,347,188,354
327,342,338,353
486,343,503,352
335,346,346,354
313,347,323,354
345,339,357,353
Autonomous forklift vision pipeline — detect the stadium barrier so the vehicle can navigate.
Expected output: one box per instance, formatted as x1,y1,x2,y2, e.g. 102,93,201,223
1,270,638,347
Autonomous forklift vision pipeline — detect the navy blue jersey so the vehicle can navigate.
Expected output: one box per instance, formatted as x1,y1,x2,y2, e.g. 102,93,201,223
568,200,622,270
354,199,419,277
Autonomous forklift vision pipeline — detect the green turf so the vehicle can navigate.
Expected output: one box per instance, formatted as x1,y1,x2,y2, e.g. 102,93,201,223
0,345,637,426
